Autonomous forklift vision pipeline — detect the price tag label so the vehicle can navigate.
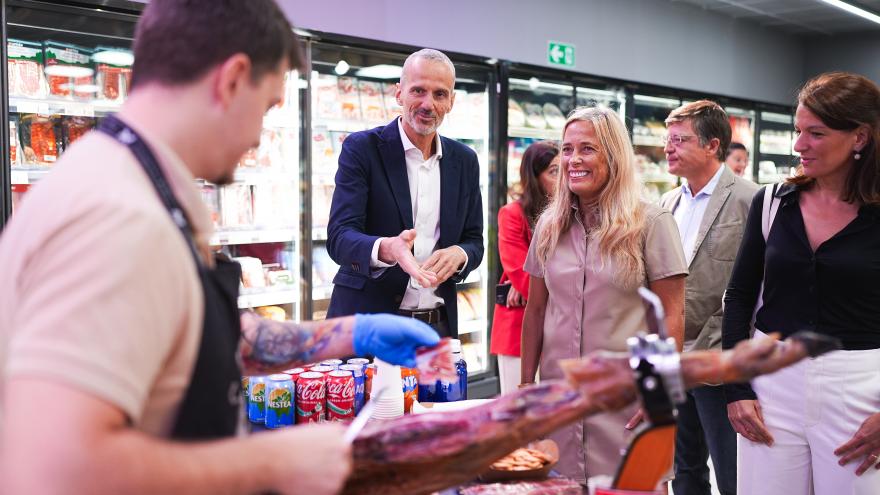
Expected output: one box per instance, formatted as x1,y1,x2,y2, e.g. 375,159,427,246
11,171,28,185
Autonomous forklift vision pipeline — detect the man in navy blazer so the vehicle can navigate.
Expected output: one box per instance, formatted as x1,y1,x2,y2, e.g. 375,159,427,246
325,48,484,338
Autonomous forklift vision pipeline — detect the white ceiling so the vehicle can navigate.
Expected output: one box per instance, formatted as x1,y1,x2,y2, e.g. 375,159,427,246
669,0,880,35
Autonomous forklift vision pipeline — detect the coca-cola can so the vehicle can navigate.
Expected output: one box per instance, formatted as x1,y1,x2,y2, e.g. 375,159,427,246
339,364,365,414
326,370,355,422
295,371,326,424
320,359,344,369
310,365,335,375
283,368,306,383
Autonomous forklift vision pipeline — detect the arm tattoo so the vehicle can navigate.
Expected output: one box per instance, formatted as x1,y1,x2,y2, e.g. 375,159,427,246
239,312,353,374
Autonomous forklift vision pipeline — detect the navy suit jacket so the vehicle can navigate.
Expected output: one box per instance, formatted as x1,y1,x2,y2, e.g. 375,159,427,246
325,119,484,335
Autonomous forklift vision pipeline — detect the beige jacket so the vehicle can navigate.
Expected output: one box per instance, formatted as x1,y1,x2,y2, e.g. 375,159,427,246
660,166,758,352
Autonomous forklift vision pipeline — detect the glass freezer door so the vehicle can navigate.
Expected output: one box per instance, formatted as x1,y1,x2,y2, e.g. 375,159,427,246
4,1,303,320
632,93,682,202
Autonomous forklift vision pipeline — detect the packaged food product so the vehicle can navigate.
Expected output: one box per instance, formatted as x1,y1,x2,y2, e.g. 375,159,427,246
313,73,342,120
382,82,403,119
524,103,547,129
508,99,526,128
199,184,221,229
219,184,253,228
19,114,59,165
92,46,133,101
543,103,566,129
7,39,47,98
62,116,95,148
233,256,266,289
43,41,94,99
255,305,286,321
338,76,362,121
358,80,385,123
9,120,19,165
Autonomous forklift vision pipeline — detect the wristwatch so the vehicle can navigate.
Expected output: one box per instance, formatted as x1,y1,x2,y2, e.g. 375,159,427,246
627,333,686,427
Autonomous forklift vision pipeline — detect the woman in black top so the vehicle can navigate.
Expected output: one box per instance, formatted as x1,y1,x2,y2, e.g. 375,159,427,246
722,72,880,494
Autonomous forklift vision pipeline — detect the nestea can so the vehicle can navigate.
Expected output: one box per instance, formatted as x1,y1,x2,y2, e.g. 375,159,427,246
265,374,294,428
247,375,268,423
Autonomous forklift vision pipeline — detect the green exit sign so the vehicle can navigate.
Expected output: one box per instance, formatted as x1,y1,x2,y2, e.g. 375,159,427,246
548,41,575,67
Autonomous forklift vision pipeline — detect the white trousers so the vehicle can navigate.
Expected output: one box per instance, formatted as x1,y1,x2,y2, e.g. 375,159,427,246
738,331,880,495
497,354,521,395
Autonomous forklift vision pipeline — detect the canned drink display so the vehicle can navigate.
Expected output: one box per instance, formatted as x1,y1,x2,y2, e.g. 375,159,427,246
283,368,306,383
265,374,295,429
401,367,419,414
295,371,326,424
320,359,344,369
364,363,376,402
326,370,355,421
241,376,250,398
339,364,365,414
247,375,268,423
310,365,335,375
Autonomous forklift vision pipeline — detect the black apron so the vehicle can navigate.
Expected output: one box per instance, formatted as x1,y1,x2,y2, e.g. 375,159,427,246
98,115,243,440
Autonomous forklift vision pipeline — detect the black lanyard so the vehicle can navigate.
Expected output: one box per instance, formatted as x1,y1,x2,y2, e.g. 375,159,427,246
97,115,204,267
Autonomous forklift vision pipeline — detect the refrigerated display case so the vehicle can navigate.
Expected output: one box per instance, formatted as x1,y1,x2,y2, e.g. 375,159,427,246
632,93,680,202
306,39,496,378
757,110,797,184
2,0,305,320
726,105,756,180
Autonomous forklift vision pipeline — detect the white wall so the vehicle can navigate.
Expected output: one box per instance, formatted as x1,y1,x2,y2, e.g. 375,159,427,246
282,0,805,105
804,32,880,83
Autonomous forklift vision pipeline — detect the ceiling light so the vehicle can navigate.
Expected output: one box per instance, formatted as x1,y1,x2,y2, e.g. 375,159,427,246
333,60,350,76
354,64,403,80
819,0,880,25
44,65,94,78
92,49,134,66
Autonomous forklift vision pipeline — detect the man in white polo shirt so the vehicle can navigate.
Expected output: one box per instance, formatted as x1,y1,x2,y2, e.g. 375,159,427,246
660,100,758,495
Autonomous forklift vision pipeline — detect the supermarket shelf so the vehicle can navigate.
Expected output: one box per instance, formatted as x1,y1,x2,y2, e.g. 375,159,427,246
210,228,297,246
313,119,370,133
312,284,334,301
10,167,51,184
508,126,562,140
10,96,121,117
238,287,298,309
633,134,665,147
459,318,487,336
641,172,678,185
232,169,299,184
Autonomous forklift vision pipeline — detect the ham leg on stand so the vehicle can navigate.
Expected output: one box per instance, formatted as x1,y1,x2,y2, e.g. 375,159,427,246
342,331,838,495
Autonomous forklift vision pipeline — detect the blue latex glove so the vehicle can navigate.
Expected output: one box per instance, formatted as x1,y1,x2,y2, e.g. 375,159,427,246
353,313,440,368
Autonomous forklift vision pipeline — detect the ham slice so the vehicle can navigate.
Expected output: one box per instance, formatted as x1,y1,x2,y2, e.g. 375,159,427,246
342,331,837,495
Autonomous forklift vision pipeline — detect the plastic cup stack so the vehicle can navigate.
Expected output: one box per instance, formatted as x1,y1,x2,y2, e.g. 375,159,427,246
370,358,405,420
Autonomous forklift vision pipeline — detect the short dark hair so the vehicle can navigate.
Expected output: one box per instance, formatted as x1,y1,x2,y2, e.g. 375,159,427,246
131,0,304,89
519,141,559,228
665,100,732,162
727,142,747,158
792,72,880,205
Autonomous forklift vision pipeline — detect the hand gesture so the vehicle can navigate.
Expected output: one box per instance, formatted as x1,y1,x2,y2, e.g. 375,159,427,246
421,246,467,286
835,412,880,475
378,229,438,288
727,399,774,445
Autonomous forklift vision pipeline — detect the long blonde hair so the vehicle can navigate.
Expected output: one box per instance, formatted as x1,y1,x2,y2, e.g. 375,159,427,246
535,107,646,289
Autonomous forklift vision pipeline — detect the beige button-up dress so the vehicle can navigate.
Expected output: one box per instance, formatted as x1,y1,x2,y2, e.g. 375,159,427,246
524,202,688,483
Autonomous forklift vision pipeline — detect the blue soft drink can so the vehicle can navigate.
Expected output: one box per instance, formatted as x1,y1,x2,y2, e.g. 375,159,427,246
247,375,268,423
264,374,295,428
346,358,370,374
339,364,365,414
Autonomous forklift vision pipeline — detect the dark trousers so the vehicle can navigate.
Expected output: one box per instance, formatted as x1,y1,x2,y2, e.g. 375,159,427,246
673,385,737,495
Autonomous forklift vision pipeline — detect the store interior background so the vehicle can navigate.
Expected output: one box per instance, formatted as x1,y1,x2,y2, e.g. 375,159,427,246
3,0,880,401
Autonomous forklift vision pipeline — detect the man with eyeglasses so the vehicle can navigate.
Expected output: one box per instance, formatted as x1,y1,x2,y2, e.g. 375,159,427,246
659,100,758,495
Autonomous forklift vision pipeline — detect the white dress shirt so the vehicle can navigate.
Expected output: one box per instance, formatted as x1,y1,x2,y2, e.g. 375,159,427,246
369,118,467,310
672,164,724,265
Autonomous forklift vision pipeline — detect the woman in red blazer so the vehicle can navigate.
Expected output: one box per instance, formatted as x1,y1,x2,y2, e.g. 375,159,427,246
491,141,559,393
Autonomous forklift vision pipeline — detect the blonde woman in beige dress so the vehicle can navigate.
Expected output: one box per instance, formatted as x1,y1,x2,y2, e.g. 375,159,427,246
521,107,688,484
